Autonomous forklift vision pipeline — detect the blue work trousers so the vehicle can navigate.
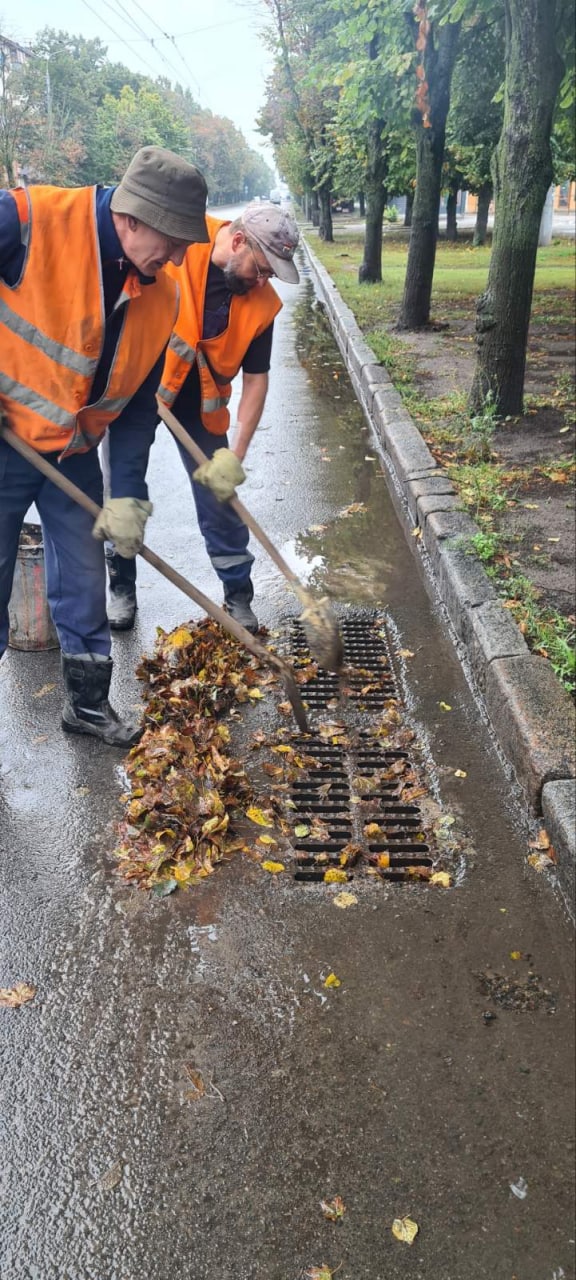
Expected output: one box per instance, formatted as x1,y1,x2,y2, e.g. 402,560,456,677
108,420,254,594
0,439,109,658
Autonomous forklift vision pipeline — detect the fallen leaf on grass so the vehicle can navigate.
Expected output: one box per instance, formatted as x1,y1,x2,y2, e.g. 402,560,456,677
246,806,275,828
261,860,285,874
320,1195,346,1221
323,973,341,989
32,683,56,699
0,982,37,1008
339,502,366,517
392,1216,419,1244
333,891,358,908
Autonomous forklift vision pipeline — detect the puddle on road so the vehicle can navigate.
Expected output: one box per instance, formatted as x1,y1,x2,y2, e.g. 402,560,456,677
287,291,403,606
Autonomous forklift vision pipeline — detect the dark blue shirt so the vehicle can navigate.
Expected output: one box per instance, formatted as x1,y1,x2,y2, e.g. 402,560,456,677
0,185,164,499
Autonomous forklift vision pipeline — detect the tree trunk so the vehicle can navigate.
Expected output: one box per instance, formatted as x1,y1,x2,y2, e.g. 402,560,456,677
470,0,564,415
473,181,492,247
311,189,320,228
358,190,366,217
445,181,459,240
359,115,388,283
318,183,333,241
404,190,414,226
398,17,461,329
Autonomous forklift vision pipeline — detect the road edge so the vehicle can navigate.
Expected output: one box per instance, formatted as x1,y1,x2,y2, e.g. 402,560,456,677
301,235,575,893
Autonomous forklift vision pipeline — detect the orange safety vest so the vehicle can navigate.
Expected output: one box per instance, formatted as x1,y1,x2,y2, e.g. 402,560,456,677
0,185,178,455
159,215,282,435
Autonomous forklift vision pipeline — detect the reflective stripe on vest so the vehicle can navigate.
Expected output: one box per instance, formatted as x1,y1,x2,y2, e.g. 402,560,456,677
0,185,178,455
0,297,98,378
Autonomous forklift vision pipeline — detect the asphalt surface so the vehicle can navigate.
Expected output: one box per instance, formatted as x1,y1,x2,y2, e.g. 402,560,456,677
0,233,574,1280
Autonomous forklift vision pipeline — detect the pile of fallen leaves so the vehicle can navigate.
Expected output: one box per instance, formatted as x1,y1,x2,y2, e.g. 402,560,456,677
114,619,275,892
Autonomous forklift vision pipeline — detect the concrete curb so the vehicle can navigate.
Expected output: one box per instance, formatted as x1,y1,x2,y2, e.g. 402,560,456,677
302,236,576,878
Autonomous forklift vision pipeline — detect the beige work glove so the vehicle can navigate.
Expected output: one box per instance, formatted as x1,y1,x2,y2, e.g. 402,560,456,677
193,448,246,503
92,497,153,558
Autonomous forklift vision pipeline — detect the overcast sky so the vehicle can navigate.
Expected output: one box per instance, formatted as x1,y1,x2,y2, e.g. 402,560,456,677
3,0,276,168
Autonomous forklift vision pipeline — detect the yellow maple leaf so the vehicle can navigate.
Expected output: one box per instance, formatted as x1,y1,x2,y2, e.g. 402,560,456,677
261,860,285,874
164,626,194,649
246,806,275,828
430,871,451,887
377,853,390,869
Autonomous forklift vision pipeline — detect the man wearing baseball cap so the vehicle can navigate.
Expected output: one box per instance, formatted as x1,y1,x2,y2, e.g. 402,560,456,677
0,146,208,745
106,201,299,635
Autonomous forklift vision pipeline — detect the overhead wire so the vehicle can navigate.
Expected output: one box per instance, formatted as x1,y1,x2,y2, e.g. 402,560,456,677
103,0,188,85
79,0,159,76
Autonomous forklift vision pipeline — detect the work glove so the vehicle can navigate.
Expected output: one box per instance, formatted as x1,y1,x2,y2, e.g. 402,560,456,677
193,448,246,503
92,497,153,558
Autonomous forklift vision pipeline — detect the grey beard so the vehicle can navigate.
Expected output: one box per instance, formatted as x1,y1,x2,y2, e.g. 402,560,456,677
223,262,253,296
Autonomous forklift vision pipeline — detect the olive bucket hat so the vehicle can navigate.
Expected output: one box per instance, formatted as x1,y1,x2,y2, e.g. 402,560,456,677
110,146,209,243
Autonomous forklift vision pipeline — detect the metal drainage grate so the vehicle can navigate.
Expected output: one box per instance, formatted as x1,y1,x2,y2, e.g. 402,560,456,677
290,737,432,884
290,616,396,710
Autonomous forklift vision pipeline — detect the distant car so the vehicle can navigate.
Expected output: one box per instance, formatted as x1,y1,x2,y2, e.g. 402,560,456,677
269,188,282,204
332,198,355,213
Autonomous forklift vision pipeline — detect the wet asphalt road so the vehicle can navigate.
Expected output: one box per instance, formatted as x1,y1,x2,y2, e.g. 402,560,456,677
0,232,574,1280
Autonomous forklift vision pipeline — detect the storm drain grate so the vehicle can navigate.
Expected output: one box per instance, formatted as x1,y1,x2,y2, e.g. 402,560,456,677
290,616,396,710
290,737,432,884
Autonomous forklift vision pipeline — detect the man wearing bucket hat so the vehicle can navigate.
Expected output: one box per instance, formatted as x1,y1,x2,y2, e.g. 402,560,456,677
0,146,208,745
105,201,299,634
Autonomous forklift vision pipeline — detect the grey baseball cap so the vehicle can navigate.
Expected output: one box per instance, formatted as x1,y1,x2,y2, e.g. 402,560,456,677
241,202,300,283
111,146,209,243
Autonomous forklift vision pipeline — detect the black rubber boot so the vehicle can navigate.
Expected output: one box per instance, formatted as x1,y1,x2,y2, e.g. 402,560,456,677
108,587,137,631
61,655,142,747
106,551,137,631
223,581,259,634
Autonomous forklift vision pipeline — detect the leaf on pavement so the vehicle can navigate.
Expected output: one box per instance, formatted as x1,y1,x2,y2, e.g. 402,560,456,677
391,1215,419,1244
430,871,451,887
261,860,285,874
246,806,275,828
439,701,452,712
323,868,348,884
320,1194,346,1221
32,683,56,699
333,891,358,908
97,1159,123,1192
323,973,341,989
0,982,37,1008
257,835,277,846
397,648,415,659
454,769,467,778
304,1267,342,1280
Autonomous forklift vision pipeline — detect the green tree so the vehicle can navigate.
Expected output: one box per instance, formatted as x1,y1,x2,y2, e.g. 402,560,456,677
470,0,569,414
398,2,461,328
446,14,504,245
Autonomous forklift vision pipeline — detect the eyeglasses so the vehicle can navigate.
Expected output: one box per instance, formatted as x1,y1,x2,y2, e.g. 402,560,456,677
245,239,275,281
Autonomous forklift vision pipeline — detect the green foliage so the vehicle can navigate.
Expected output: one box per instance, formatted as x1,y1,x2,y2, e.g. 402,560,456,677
0,24,272,199
467,530,501,562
